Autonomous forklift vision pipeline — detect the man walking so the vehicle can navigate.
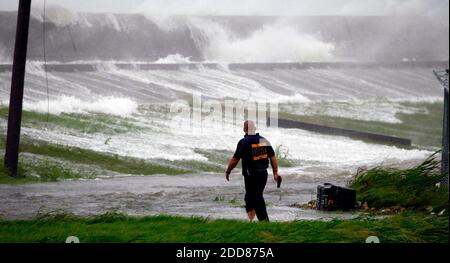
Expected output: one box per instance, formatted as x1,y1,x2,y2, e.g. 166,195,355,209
225,120,280,221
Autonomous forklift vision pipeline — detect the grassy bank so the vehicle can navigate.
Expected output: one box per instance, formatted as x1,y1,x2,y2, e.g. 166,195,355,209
350,153,449,211
0,212,447,243
0,106,139,135
0,141,189,184
0,157,97,184
279,102,443,148
19,139,191,176
0,137,234,184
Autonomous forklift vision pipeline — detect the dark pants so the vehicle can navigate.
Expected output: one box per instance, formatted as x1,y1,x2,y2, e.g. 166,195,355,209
244,170,269,221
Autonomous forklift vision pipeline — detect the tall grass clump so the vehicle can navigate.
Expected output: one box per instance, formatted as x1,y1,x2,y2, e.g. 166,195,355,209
350,152,448,210
275,145,296,167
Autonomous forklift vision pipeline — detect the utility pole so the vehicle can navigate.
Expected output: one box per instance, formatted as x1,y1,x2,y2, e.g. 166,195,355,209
433,69,449,189
4,0,32,177
443,86,449,188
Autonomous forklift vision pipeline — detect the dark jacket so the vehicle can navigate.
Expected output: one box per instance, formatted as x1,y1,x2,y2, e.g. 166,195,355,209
233,133,275,176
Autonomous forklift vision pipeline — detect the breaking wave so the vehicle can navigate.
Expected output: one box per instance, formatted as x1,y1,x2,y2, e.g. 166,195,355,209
1,10,448,62
23,96,138,117
185,17,335,62
154,53,194,64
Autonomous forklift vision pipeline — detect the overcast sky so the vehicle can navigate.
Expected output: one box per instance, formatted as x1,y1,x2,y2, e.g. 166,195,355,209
0,0,448,16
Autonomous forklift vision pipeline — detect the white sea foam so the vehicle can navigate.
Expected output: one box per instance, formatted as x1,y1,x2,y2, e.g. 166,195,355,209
23,96,138,117
0,59,441,171
14,107,431,170
154,53,194,64
281,98,434,123
25,61,47,77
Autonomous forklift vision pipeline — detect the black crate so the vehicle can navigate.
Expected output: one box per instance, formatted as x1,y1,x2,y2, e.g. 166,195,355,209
317,183,356,211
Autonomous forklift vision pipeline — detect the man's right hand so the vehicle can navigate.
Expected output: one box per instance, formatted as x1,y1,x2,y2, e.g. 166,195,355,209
274,173,282,188
225,171,231,181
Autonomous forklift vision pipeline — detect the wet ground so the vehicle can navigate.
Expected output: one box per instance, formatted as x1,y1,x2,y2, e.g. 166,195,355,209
0,172,359,221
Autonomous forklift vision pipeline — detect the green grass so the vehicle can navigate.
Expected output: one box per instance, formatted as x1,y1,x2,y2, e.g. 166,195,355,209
0,135,190,184
279,102,443,148
17,139,190,176
0,156,97,184
0,211,447,243
0,129,4,149
194,149,231,166
181,149,232,173
0,137,235,184
0,107,139,135
350,152,449,211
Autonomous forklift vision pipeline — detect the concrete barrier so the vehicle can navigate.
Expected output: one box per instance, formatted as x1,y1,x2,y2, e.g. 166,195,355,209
0,64,12,72
268,117,412,146
0,61,448,73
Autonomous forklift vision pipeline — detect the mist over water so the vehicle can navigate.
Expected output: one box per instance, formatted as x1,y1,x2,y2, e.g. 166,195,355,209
0,10,448,62
183,17,335,62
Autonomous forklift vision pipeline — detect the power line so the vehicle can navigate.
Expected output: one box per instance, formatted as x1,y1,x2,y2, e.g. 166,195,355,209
42,0,50,124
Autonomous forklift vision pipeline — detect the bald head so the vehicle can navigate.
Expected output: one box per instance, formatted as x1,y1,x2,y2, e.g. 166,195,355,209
244,120,256,135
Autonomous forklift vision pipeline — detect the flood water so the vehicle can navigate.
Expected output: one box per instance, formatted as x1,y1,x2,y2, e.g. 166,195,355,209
0,172,362,221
